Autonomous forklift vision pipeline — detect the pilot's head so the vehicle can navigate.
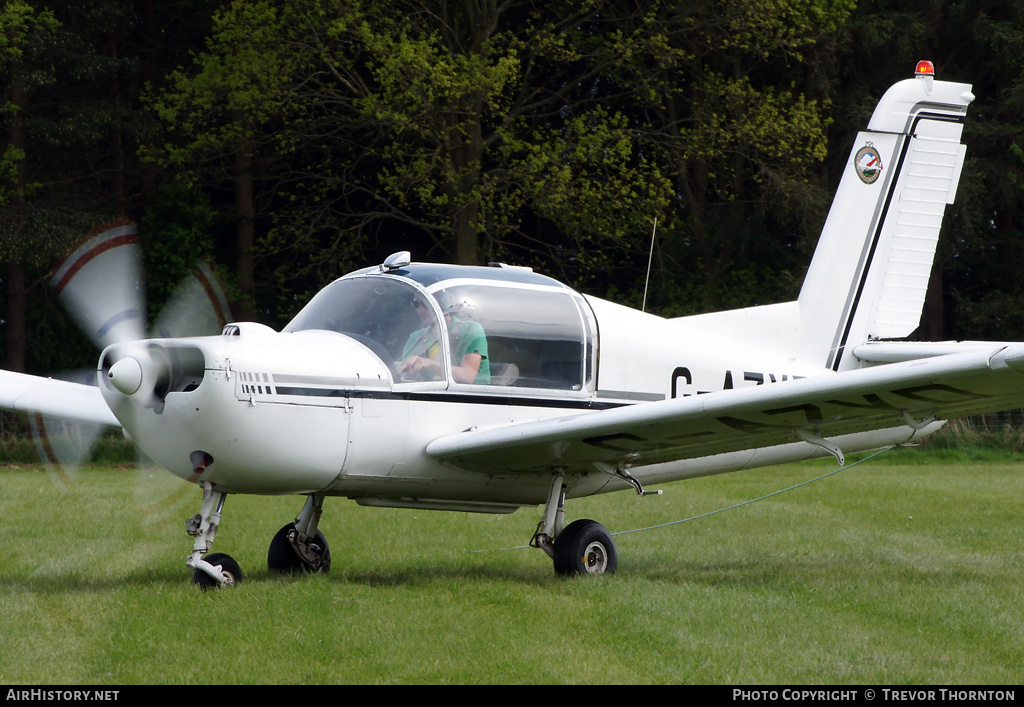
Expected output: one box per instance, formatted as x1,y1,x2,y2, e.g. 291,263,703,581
411,295,433,323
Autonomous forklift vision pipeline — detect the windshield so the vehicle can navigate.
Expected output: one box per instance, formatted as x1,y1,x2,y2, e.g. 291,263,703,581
283,277,437,371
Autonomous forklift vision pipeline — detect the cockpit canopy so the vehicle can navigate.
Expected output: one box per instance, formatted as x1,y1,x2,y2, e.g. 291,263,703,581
284,262,597,391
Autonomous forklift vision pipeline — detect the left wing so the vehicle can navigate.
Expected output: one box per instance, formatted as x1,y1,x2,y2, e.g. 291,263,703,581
427,345,1024,474
0,370,119,427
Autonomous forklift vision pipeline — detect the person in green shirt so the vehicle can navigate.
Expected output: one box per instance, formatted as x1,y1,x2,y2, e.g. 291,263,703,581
399,293,490,384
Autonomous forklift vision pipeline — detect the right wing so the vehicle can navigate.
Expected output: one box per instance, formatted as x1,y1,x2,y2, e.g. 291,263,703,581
426,345,1024,475
0,370,119,427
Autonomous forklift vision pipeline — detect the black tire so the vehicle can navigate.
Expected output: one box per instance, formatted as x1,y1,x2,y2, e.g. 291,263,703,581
192,552,243,590
267,523,331,574
553,519,618,576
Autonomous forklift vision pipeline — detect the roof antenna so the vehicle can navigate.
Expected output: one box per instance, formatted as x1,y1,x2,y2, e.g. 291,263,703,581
641,217,658,313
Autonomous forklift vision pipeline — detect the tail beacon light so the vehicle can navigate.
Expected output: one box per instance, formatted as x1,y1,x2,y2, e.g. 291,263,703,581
915,60,935,90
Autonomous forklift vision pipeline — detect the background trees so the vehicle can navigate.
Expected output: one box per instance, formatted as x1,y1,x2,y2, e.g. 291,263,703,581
3,0,1024,375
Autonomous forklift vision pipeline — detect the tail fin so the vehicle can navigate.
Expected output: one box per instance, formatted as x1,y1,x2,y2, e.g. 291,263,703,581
797,66,974,371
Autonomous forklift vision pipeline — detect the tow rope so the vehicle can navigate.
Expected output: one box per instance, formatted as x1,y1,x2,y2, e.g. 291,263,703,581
477,446,897,552
611,446,897,537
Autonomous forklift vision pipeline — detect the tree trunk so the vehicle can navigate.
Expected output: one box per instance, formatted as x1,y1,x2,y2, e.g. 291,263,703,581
6,67,27,372
4,261,26,373
234,138,255,320
449,116,483,265
108,36,125,215
453,202,480,265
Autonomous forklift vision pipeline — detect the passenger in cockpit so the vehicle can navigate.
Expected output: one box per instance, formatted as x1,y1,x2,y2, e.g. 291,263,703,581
398,292,490,384
443,294,490,384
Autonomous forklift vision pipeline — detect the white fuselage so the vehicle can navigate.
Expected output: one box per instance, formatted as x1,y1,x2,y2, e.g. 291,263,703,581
99,291,927,512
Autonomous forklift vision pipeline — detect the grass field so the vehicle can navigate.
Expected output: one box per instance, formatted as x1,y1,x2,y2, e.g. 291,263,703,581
0,447,1021,684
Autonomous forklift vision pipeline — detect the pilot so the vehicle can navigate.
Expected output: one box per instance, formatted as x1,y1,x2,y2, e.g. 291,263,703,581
399,291,490,384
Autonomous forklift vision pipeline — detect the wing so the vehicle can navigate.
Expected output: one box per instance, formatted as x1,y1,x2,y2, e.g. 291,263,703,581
0,370,119,427
426,345,1024,474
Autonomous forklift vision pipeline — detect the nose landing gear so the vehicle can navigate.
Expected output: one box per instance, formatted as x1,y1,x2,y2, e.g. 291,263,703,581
186,480,243,589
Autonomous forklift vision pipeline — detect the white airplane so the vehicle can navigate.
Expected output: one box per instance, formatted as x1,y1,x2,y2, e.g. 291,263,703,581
3,61,1022,587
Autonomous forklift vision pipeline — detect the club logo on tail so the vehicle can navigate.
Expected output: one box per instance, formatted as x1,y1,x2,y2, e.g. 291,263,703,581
854,142,883,184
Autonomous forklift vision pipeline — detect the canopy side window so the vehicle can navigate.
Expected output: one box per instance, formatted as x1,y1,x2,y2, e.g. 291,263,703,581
435,284,588,391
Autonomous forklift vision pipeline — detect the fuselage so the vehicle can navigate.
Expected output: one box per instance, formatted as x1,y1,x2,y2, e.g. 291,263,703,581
97,262,926,511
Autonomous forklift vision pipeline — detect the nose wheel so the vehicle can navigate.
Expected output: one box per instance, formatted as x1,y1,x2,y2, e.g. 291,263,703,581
192,552,243,589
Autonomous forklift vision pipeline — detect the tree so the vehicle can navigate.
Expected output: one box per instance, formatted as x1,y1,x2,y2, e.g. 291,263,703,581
146,1,305,320
147,0,675,321
1,0,220,374
938,0,1024,340
0,1,61,372
598,0,856,314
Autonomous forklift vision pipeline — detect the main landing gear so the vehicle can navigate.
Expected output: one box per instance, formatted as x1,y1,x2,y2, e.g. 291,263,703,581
531,471,619,576
186,481,331,590
267,495,332,574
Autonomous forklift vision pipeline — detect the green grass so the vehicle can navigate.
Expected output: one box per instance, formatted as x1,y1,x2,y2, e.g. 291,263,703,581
1,447,1022,684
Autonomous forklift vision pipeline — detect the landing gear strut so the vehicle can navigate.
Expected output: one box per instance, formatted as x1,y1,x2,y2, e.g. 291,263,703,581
268,494,331,574
531,471,618,577
186,480,243,589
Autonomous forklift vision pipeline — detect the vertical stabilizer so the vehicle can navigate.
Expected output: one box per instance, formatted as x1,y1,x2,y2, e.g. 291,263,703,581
797,65,973,371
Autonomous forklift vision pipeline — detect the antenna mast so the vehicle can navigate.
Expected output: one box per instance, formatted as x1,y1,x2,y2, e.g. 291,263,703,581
641,218,658,313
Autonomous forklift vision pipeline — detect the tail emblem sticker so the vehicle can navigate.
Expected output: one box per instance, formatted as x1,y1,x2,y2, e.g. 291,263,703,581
855,142,883,184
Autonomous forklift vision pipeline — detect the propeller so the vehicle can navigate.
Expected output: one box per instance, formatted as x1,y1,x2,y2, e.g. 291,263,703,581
33,220,234,526
28,375,105,493
49,220,147,351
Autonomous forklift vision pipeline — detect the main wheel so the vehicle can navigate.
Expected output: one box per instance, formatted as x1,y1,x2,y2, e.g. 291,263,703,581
267,523,331,574
192,552,243,590
553,519,618,576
